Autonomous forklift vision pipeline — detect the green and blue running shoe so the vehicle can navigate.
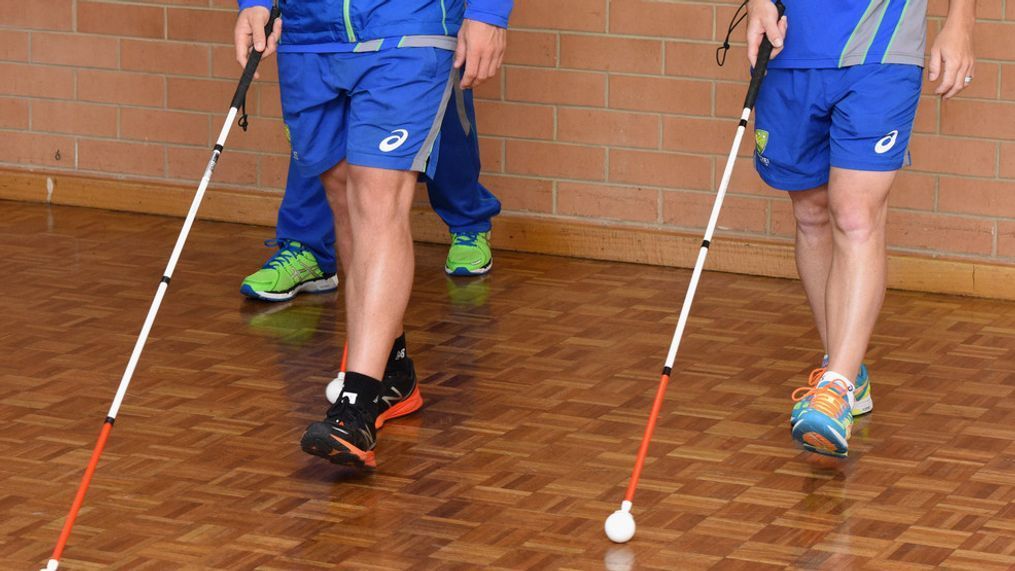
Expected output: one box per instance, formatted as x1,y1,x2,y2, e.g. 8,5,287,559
790,359,873,425
791,372,855,457
445,232,492,276
240,239,338,302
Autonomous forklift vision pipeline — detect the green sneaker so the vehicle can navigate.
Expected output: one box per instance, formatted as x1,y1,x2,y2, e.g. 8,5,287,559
240,239,338,302
445,232,492,276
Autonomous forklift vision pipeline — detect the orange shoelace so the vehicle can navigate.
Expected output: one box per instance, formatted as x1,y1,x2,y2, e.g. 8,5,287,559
791,371,850,418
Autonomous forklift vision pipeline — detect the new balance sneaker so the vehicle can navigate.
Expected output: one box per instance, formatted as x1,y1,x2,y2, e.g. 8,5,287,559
790,360,873,425
791,372,855,457
300,373,380,470
324,358,424,428
241,239,338,302
445,232,493,276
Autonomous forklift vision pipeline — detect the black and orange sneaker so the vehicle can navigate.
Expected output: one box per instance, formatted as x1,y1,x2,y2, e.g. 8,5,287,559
377,357,423,428
301,372,380,470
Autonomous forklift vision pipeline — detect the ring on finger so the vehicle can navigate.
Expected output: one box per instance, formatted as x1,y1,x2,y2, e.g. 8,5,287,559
964,75,974,85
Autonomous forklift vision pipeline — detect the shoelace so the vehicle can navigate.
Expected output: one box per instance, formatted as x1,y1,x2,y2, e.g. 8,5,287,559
325,396,371,433
791,378,851,419
452,232,480,247
262,239,304,271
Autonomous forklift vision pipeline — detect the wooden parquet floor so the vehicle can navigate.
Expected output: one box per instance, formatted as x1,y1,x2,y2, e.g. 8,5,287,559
1,201,1013,570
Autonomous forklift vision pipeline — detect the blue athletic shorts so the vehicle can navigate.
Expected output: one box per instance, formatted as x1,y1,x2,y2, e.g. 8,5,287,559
278,47,456,178
753,64,922,191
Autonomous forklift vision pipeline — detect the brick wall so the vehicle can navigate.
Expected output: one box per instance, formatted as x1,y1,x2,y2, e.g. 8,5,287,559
1,0,1013,262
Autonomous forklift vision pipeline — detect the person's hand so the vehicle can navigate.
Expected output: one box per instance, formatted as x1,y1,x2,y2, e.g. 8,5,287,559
454,19,507,89
234,6,281,78
929,21,975,99
745,0,786,67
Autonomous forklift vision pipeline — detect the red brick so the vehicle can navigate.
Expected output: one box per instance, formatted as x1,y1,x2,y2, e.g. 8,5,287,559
609,75,711,116
30,32,119,69
1001,142,1015,178
714,80,754,118
666,41,750,81
663,191,769,234
78,138,165,177
953,61,999,99
167,146,259,185
507,68,606,107
664,116,750,156
0,131,74,168
770,197,795,238
887,211,994,255
223,115,289,155
941,99,1015,139
610,0,713,40
560,35,663,74
168,77,255,113
999,221,1015,258
258,153,289,189
939,177,1015,217
558,182,659,222
609,149,712,190
122,108,210,146
504,31,557,67
889,171,937,210
167,8,238,44
481,174,554,213
506,141,605,181
473,74,503,100
908,135,996,177
257,84,282,118
32,100,117,137
78,70,165,107
2,0,73,31
722,156,776,197
121,39,210,76
557,108,659,148
1002,64,1015,100
479,137,503,173
78,1,165,39
0,97,29,129
475,100,555,139
512,0,606,32
913,96,938,134
0,31,29,62
973,22,1015,61
0,63,74,98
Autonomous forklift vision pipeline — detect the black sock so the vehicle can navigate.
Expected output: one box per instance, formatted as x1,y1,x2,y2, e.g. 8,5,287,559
341,372,382,411
385,333,410,375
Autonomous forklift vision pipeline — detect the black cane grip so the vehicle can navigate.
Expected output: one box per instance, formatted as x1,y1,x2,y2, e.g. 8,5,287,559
230,4,281,110
743,0,785,111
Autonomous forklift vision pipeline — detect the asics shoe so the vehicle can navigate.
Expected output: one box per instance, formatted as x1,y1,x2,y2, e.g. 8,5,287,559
301,373,379,470
445,232,493,276
791,373,855,457
241,239,338,302
790,360,872,425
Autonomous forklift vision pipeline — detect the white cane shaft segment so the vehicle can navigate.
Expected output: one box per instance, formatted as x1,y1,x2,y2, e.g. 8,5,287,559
106,106,239,419
663,107,752,369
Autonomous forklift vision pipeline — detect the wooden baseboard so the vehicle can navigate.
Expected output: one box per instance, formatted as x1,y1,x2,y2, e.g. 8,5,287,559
2,168,1012,300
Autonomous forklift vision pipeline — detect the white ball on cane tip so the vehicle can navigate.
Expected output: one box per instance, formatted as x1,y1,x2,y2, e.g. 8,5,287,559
325,372,345,404
43,560,59,571
604,502,636,543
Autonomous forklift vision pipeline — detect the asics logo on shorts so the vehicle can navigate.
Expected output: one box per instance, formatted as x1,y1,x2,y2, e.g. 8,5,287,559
379,129,409,152
875,130,899,154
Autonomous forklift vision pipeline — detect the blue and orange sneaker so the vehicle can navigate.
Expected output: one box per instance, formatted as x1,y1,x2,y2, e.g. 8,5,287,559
791,372,855,457
790,358,872,425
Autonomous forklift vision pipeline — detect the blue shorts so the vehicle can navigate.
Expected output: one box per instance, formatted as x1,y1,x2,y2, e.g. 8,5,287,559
753,64,922,191
278,48,456,178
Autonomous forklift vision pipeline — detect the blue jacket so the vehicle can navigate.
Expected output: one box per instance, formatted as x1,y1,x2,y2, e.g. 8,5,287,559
238,0,513,48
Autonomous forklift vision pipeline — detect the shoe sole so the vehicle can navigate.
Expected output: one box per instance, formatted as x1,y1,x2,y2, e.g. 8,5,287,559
792,416,849,458
241,274,339,302
445,259,493,276
300,424,376,470
376,385,424,429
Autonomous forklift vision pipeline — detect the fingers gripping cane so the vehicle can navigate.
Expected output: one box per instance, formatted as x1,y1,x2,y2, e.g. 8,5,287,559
604,0,785,544
41,6,281,570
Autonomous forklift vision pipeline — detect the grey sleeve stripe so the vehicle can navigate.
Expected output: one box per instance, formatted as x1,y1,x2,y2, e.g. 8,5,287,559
400,35,458,51
839,0,889,67
882,0,926,64
411,65,457,173
354,39,385,52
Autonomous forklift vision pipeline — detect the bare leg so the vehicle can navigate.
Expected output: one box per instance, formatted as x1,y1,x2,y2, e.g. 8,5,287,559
321,162,416,380
824,167,894,381
788,186,833,351
321,163,354,274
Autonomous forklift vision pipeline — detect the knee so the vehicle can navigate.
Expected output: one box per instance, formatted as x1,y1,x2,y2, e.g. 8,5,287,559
829,204,884,243
346,169,413,226
792,195,830,235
